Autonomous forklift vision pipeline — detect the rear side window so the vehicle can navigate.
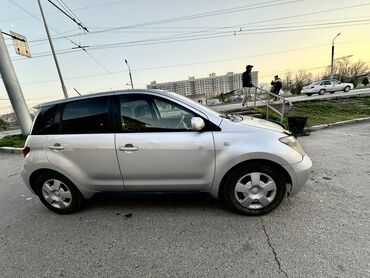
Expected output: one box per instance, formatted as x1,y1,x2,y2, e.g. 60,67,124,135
32,105,59,135
61,97,109,134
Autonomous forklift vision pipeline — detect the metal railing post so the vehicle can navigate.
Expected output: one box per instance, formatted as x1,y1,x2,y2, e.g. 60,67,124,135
266,92,270,121
281,100,285,123
254,86,257,109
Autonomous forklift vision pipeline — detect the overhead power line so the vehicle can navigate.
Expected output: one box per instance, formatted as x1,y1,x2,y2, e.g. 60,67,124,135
17,2,370,50
10,17,370,61
1,0,135,23
48,0,89,32
9,0,121,84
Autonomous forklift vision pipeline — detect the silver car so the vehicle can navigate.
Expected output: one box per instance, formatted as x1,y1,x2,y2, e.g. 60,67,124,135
21,89,312,215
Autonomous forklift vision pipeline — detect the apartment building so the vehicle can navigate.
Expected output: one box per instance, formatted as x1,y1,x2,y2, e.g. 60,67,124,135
147,71,258,99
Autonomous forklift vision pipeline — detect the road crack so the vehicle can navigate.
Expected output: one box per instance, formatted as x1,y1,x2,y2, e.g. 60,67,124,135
260,219,289,278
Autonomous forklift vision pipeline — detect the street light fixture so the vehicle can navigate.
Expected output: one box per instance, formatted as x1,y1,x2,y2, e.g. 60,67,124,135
125,59,134,89
330,32,341,80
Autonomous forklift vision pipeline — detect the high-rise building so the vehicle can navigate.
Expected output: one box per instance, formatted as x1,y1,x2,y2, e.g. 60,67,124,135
147,71,258,99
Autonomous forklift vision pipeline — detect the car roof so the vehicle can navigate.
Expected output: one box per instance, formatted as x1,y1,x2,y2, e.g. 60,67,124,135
33,89,176,109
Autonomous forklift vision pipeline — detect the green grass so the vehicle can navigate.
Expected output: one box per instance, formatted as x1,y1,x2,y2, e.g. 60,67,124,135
257,96,370,127
0,134,27,148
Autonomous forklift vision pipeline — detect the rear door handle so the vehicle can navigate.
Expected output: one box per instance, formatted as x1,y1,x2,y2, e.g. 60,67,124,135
48,143,64,151
119,144,139,152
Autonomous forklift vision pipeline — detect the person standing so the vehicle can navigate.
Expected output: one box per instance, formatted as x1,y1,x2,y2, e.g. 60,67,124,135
271,75,282,101
242,65,254,107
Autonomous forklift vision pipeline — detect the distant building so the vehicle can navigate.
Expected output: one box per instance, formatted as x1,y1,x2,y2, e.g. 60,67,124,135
147,71,258,99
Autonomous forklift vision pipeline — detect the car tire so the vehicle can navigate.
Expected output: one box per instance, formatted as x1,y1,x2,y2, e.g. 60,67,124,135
344,86,350,92
223,163,287,216
318,89,325,95
306,93,313,97
35,172,83,214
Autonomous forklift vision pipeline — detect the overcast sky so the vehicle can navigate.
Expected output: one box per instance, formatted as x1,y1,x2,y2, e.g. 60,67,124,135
1,0,370,113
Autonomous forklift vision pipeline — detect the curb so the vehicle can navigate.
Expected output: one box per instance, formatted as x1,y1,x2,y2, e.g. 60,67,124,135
311,117,370,131
0,147,23,154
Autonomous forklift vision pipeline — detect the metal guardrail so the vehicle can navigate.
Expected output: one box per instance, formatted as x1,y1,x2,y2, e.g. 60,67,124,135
252,86,293,123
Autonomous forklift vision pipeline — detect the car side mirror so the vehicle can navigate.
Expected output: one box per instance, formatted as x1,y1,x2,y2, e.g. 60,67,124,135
191,117,205,131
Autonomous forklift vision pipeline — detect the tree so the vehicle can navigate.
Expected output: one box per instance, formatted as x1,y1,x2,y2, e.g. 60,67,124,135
217,92,227,103
363,77,369,87
291,70,313,95
350,78,358,88
349,60,369,78
0,119,7,131
324,57,369,82
282,71,293,91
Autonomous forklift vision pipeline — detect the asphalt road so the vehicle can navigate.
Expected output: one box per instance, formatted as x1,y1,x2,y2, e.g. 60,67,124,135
0,123,369,278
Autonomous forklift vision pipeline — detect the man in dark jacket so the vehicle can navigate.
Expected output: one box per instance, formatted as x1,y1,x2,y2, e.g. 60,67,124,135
271,75,282,101
242,65,254,106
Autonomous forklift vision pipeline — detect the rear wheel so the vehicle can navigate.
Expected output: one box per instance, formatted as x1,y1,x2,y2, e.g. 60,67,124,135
36,172,83,214
344,86,350,92
223,163,287,216
318,89,325,95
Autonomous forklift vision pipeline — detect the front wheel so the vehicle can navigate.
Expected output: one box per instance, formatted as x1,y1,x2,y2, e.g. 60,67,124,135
36,172,83,214
344,86,350,92
318,89,325,95
223,163,287,216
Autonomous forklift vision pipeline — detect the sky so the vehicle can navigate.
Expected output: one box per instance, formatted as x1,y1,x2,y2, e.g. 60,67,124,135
1,0,370,113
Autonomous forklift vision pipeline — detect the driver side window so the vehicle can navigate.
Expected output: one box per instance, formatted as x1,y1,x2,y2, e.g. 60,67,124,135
120,94,196,132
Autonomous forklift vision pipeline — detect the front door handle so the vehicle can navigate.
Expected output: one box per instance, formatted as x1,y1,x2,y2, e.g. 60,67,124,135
48,143,64,151
119,144,139,152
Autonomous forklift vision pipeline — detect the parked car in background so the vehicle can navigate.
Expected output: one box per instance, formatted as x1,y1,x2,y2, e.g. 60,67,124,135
302,79,354,96
21,89,312,216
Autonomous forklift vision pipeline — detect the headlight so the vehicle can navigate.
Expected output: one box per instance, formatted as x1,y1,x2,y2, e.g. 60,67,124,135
279,136,305,155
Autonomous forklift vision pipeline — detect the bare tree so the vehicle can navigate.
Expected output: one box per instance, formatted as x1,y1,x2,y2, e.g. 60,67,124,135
282,71,293,90
349,60,369,77
290,70,313,94
294,70,313,86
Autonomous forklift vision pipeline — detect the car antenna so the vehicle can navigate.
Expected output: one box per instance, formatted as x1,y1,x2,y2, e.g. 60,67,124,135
73,88,82,96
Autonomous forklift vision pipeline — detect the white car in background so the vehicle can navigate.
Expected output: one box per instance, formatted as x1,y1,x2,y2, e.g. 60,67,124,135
302,80,354,96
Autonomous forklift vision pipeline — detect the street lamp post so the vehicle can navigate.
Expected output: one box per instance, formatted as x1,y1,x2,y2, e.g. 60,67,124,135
125,59,134,89
330,32,341,80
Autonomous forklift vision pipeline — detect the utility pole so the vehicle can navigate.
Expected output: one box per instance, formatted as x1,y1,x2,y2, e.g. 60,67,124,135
37,0,68,98
330,32,341,80
125,59,134,89
0,32,32,135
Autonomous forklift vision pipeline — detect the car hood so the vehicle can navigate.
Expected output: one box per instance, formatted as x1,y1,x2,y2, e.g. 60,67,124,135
238,116,286,133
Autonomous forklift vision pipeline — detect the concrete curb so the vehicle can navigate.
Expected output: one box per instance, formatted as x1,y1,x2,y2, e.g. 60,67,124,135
311,117,370,131
0,147,23,154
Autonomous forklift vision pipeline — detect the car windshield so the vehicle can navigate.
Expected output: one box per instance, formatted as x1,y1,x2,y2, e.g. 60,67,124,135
167,91,243,122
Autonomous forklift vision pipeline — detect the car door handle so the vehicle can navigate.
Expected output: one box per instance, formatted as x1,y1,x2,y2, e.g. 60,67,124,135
48,143,64,151
119,144,139,152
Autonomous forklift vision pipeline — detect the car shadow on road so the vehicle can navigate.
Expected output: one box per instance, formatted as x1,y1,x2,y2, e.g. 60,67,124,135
83,192,230,214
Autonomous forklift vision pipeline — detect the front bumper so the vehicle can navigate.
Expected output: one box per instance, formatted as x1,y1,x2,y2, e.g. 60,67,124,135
285,154,312,196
